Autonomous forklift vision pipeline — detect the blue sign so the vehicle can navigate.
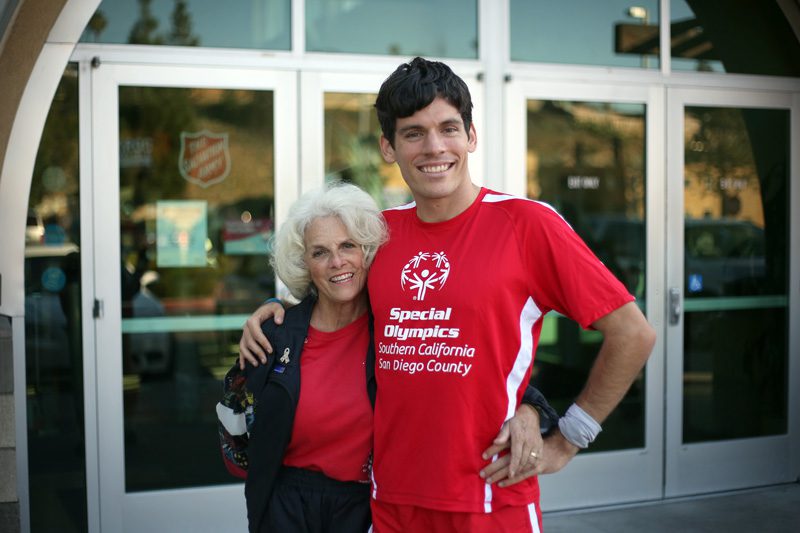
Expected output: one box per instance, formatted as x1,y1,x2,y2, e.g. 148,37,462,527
688,274,703,293
41,267,66,292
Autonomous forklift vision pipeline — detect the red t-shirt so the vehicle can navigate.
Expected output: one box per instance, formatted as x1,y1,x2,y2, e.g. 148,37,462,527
282,312,373,482
367,188,633,512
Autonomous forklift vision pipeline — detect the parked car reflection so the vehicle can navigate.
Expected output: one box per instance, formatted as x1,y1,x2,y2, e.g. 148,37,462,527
584,214,645,298
128,271,172,375
685,218,765,297
584,215,767,298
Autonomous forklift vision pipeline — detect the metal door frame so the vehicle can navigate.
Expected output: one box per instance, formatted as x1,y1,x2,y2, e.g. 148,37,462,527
83,61,298,532
505,78,667,510
664,86,800,497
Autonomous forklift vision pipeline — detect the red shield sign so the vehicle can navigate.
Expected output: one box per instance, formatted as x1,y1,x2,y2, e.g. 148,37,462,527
178,130,231,188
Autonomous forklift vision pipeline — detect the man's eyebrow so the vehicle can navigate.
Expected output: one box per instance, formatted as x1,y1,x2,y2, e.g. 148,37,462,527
396,123,422,135
397,118,462,134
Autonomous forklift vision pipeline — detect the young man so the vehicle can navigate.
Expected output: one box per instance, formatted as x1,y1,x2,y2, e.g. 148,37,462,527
240,57,655,532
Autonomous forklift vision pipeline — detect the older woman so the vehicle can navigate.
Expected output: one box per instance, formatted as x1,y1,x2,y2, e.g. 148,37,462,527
219,182,385,532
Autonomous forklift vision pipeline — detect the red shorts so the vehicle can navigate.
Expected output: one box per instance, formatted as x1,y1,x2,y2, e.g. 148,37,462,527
370,500,542,533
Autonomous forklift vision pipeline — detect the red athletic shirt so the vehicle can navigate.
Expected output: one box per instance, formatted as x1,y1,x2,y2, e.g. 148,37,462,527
367,188,633,512
282,312,373,482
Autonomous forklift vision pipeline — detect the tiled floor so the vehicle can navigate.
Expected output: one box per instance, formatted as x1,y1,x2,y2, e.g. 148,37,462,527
543,482,800,532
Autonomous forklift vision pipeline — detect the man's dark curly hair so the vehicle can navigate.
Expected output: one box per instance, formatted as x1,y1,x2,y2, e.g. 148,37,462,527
375,57,473,148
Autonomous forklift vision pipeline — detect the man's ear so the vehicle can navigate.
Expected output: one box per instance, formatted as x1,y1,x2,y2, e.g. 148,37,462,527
467,122,477,153
379,135,396,164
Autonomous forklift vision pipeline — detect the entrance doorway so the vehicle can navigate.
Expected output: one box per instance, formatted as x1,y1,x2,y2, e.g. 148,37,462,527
665,87,796,496
505,78,798,508
23,57,798,532
88,62,297,532
504,79,665,509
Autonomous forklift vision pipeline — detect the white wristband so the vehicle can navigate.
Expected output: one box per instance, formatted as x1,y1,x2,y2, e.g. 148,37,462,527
558,403,602,449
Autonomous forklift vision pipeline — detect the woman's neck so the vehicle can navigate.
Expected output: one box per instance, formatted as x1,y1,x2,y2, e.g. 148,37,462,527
311,291,368,332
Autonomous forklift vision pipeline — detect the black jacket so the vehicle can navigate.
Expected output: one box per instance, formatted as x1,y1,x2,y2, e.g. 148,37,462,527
243,295,376,532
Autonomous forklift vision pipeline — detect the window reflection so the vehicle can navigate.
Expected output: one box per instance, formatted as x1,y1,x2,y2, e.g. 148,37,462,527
671,0,800,76
683,307,787,443
26,64,87,533
525,99,646,451
119,87,276,319
118,86,276,490
511,0,661,69
324,93,411,208
526,100,646,299
683,106,787,297
81,0,291,50
307,0,477,58
682,106,789,443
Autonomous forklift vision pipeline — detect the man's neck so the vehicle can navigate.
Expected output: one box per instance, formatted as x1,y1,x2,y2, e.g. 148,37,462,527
415,183,481,223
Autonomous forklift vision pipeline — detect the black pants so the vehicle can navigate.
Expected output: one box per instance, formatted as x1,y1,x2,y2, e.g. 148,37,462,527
265,466,372,533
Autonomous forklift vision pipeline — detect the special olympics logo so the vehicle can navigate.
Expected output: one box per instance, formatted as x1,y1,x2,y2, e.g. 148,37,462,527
401,251,450,301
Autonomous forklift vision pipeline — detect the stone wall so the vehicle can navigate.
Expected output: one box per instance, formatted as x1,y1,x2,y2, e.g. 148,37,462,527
0,315,19,533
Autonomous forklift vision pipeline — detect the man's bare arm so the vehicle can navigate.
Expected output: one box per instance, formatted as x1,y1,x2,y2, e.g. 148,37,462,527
482,301,655,485
238,302,286,369
573,301,655,424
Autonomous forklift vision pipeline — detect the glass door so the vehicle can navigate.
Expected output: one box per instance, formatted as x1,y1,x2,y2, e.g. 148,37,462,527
89,62,297,532
504,80,665,510
665,88,797,496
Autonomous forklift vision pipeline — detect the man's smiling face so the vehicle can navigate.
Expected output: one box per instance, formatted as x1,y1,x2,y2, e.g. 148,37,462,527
380,96,477,213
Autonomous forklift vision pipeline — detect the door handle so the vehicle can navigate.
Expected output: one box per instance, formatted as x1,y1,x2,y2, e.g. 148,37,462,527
669,287,681,325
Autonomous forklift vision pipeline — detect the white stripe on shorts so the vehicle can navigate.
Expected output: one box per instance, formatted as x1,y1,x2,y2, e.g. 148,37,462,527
528,501,541,533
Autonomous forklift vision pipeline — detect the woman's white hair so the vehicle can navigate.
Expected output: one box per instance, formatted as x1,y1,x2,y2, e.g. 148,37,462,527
270,182,388,299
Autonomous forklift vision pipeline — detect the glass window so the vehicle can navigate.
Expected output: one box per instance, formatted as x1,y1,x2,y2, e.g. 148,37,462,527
682,106,789,442
510,0,661,69
324,92,411,209
525,99,647,451
0,1,18,37
80,0,291,50
671,0,800,76
117,85,276,491
306,0,477,58
26,63,86,533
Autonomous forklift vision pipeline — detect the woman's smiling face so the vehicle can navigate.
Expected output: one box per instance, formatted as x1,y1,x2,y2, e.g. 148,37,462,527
304,215,367,305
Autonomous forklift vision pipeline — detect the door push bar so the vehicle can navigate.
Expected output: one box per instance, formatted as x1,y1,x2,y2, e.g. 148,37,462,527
668,287,681,325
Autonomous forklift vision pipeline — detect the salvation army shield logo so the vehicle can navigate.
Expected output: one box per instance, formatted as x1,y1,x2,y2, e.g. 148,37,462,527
178,130,231,188
401,251,450,301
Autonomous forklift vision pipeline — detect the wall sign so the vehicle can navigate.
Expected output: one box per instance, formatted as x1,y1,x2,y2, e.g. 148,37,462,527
156,200,208,267
178,130,231,188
